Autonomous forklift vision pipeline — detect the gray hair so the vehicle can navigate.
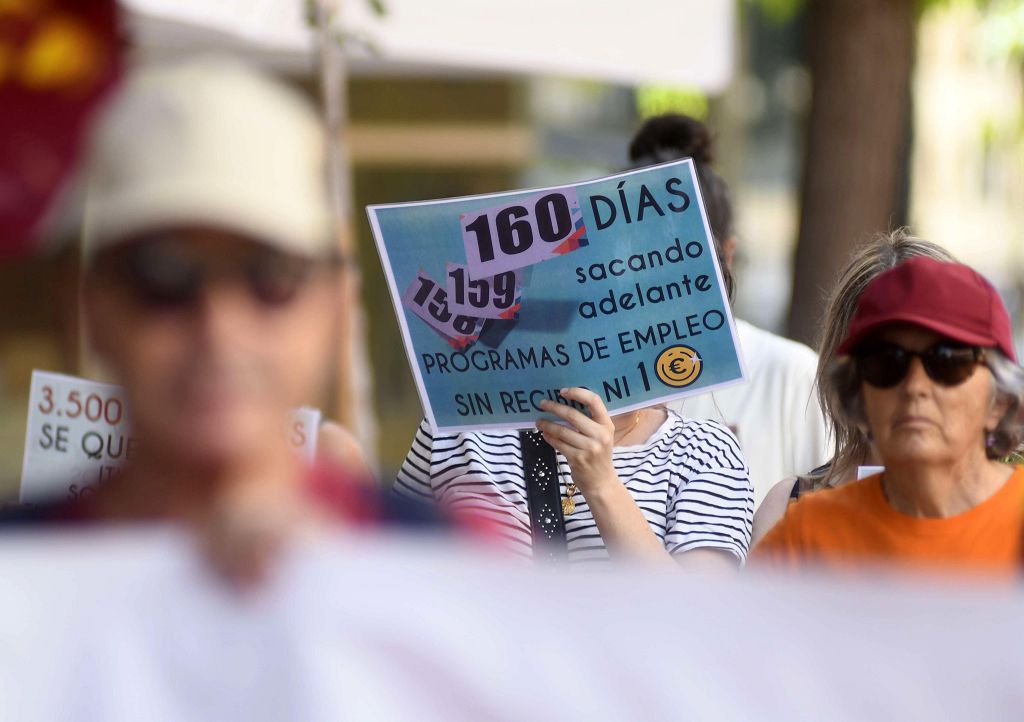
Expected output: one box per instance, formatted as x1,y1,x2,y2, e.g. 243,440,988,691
825,349,1024,461
985,352,1024,458
808,229,956,489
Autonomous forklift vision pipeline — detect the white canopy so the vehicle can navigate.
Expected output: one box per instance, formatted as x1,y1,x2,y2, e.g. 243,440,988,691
121,0,736,89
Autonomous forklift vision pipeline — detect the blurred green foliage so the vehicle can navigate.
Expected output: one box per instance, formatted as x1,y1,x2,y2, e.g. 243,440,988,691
751,0,803,23
980,0,1024,61
747,0,1024,27
635,85,709,120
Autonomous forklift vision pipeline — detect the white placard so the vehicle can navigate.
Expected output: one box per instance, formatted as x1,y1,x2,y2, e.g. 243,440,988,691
19,371,134,504
20,371,321,503
288,406,321,466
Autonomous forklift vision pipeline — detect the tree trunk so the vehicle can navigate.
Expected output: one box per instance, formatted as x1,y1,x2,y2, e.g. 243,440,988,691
786,0,915,346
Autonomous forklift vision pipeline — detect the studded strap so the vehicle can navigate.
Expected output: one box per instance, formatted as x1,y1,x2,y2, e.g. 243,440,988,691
519,429,567,564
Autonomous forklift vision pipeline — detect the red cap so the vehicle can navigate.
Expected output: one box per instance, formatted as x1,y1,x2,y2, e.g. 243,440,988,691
837,256,1017,362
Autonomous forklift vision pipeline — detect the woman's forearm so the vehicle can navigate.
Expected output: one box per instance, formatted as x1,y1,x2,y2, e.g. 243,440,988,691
582,477,674,561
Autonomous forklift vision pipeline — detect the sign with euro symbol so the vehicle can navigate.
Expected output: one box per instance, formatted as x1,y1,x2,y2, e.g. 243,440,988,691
367,159,747,433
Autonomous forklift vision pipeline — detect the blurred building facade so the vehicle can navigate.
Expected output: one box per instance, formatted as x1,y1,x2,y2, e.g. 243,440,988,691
910,4,1024,343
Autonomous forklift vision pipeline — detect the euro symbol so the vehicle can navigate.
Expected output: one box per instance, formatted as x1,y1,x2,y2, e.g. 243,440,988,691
654,345,703,388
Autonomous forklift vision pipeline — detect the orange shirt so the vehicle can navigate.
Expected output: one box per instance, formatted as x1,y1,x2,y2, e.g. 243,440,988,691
751,466,1024,575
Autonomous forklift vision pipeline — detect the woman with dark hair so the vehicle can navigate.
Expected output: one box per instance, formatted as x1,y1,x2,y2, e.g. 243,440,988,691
628,114,829,511
752,257,1024,572
629,114,737,299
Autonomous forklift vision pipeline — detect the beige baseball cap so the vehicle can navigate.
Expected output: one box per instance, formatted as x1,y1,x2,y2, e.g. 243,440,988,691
84,55,332,258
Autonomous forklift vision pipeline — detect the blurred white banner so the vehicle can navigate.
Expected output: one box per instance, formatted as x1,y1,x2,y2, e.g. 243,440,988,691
1,530,1023,721
120,0,736,89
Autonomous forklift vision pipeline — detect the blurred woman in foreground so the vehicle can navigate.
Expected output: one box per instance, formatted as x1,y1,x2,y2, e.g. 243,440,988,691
752,256,1024,573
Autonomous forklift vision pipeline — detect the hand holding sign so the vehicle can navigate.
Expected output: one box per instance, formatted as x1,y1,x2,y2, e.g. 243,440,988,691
536,389,618,495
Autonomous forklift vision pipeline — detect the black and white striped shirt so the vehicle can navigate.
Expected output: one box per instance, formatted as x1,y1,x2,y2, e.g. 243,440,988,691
395,410,754,565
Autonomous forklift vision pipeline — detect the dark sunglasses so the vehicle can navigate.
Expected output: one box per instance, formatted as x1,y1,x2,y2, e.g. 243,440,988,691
854,342,986,388
93,240,340,311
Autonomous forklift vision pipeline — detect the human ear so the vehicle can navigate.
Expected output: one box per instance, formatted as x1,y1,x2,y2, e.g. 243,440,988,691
723,235,738,272
984,379,1011,435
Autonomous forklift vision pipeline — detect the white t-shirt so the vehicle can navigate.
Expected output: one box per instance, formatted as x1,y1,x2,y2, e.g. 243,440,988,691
670,318,829,510
395,410,753,566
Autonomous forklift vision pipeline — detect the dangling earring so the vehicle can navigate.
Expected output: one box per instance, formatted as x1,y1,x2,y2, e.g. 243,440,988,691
985,430,996,450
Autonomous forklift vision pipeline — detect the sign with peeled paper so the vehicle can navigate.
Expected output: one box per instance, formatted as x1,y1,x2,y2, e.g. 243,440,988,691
368,159,746,433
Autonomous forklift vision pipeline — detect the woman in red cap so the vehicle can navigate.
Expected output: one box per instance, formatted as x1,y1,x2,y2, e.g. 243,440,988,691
751,231,955,545
751,256,1024,574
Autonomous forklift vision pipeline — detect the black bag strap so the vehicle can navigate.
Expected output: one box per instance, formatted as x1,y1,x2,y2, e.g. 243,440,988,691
519,429,567,563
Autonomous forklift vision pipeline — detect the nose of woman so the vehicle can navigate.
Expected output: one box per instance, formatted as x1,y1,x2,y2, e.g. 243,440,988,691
900,354,932,395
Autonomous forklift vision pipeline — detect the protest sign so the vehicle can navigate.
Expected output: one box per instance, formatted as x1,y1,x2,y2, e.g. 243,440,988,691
368,159,746,432
19,371,320,503
19,371,133,503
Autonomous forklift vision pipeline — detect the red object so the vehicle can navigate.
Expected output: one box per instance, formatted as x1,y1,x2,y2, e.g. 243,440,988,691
0,0,121,258
837,256,1017,362
304,462,380,524
305,461,505,542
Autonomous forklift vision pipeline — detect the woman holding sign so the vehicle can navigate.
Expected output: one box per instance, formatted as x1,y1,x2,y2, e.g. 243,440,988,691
388,124,754,566
628,114,829,512
397,395,753,566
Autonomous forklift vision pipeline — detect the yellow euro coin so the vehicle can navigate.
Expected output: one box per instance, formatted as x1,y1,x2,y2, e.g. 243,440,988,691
655,345,702,388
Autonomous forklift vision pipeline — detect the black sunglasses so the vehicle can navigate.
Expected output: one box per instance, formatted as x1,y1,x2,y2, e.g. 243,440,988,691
854,342,986,388
93,240,340,311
